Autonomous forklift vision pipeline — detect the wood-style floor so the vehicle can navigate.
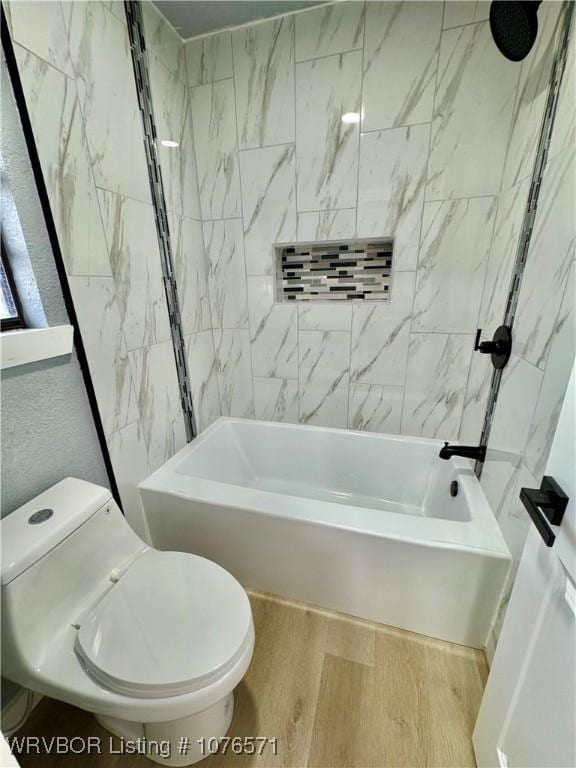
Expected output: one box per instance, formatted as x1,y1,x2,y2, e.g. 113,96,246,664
14,591,487,768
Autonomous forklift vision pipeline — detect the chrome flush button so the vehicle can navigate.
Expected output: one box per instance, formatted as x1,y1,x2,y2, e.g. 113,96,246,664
28,509,54,525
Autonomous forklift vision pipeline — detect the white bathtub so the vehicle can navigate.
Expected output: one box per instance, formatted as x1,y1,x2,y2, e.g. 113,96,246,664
140,418,511,648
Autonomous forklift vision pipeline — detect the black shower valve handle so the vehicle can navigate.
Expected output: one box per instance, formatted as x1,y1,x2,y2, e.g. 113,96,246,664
473,325,513,370
474,328,508,355
474,328,483,351
475,329,496,354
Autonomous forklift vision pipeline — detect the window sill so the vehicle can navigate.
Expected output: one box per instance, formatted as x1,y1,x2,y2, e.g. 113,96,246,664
1,325,74,370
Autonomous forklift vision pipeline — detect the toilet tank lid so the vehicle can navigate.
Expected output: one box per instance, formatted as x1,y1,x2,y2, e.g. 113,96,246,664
1,478,113,586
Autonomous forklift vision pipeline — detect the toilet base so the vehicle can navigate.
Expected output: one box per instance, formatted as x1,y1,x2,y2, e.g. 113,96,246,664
95,692,234,766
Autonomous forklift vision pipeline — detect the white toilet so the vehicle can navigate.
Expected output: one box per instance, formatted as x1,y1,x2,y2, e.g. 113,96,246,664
1,478,255,766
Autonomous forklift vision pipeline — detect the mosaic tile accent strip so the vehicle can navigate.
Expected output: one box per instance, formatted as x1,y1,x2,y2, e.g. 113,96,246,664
277,239,393,301
124,0,196,439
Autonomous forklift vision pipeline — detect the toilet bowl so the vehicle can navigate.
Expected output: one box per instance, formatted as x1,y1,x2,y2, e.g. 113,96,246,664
0,478,255,766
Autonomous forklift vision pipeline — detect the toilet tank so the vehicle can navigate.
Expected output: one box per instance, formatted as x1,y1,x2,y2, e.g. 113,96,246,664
1,478,147,686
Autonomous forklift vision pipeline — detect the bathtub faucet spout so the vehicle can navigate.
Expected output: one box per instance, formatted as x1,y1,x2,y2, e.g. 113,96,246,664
439,442,486,462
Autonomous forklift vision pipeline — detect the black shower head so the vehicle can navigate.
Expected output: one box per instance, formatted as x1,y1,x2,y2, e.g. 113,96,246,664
490,1,542,62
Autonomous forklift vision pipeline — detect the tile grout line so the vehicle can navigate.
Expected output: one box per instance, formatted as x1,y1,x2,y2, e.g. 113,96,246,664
183,57,223,427
230,25,257,420
295,45,364,68
348,0,367,431
293,13,303,426
398,5,444,437
457,196,501,441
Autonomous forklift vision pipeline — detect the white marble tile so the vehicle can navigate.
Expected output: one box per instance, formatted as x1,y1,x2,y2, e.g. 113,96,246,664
233,16,295,150
204,219,249,329
105,0,126,24
171,216,212,335
480,449,521,523
190,79,241,219
296,51,362,211
298,303,352,332
185,331,222,432
502,2,563,189
213,329,255,418
253,377,299,423
478,179,530,331
362,1,442,131
185,31,232,86
68,276,136,436
458,352,492,444
97,189,170,351
348,383,403,434
141,0,186,82
240,144,297,276
413,197,495,333
401,332,474,439
107,419,151,540
247,276,298,378
181,100,203,221
148,52,188,216
487,561,518,655
129,341,187,472
486,354,543,459
426,21,518,200
2,0,13,36
513,146,575,369
298,330,350,428
525,262,574,479
482,457,534,576
357,124,429,271
496,462,536,562
548,15,575,162
63,0,151,204
14,46,111,277
442,1,490,29
296,209,356,242
7,0,74,76
482,456,538,649
350,271,415,386
295,2,364,62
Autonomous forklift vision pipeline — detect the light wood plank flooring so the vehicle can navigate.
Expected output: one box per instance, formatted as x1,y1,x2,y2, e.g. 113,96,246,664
13,591,488,767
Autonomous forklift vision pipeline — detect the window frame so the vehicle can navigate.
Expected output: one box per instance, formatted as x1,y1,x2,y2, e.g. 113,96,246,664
1,236,26,332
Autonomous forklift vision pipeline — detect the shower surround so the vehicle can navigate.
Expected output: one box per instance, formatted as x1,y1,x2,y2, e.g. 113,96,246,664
4,0,573,646
182,0,560,441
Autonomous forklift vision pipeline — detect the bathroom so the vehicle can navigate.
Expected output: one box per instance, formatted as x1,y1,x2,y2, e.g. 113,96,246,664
0,0,574,764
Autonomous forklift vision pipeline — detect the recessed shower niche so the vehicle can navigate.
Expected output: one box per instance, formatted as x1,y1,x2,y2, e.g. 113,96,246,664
275,238,393,302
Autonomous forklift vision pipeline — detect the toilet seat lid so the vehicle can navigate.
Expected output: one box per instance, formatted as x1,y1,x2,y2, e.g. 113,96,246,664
75,550,253,699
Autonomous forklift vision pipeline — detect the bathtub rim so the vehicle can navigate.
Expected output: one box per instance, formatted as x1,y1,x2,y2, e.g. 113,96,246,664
139,417,510,559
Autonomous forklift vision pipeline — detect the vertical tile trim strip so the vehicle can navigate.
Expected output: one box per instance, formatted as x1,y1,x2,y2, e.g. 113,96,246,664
0,6,123,507
476,1,574,477
124,0,197,440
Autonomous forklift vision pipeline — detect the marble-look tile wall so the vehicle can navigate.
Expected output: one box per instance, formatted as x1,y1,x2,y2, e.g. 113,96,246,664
475,7,574,656
4,0,202,537
184,0,532,438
